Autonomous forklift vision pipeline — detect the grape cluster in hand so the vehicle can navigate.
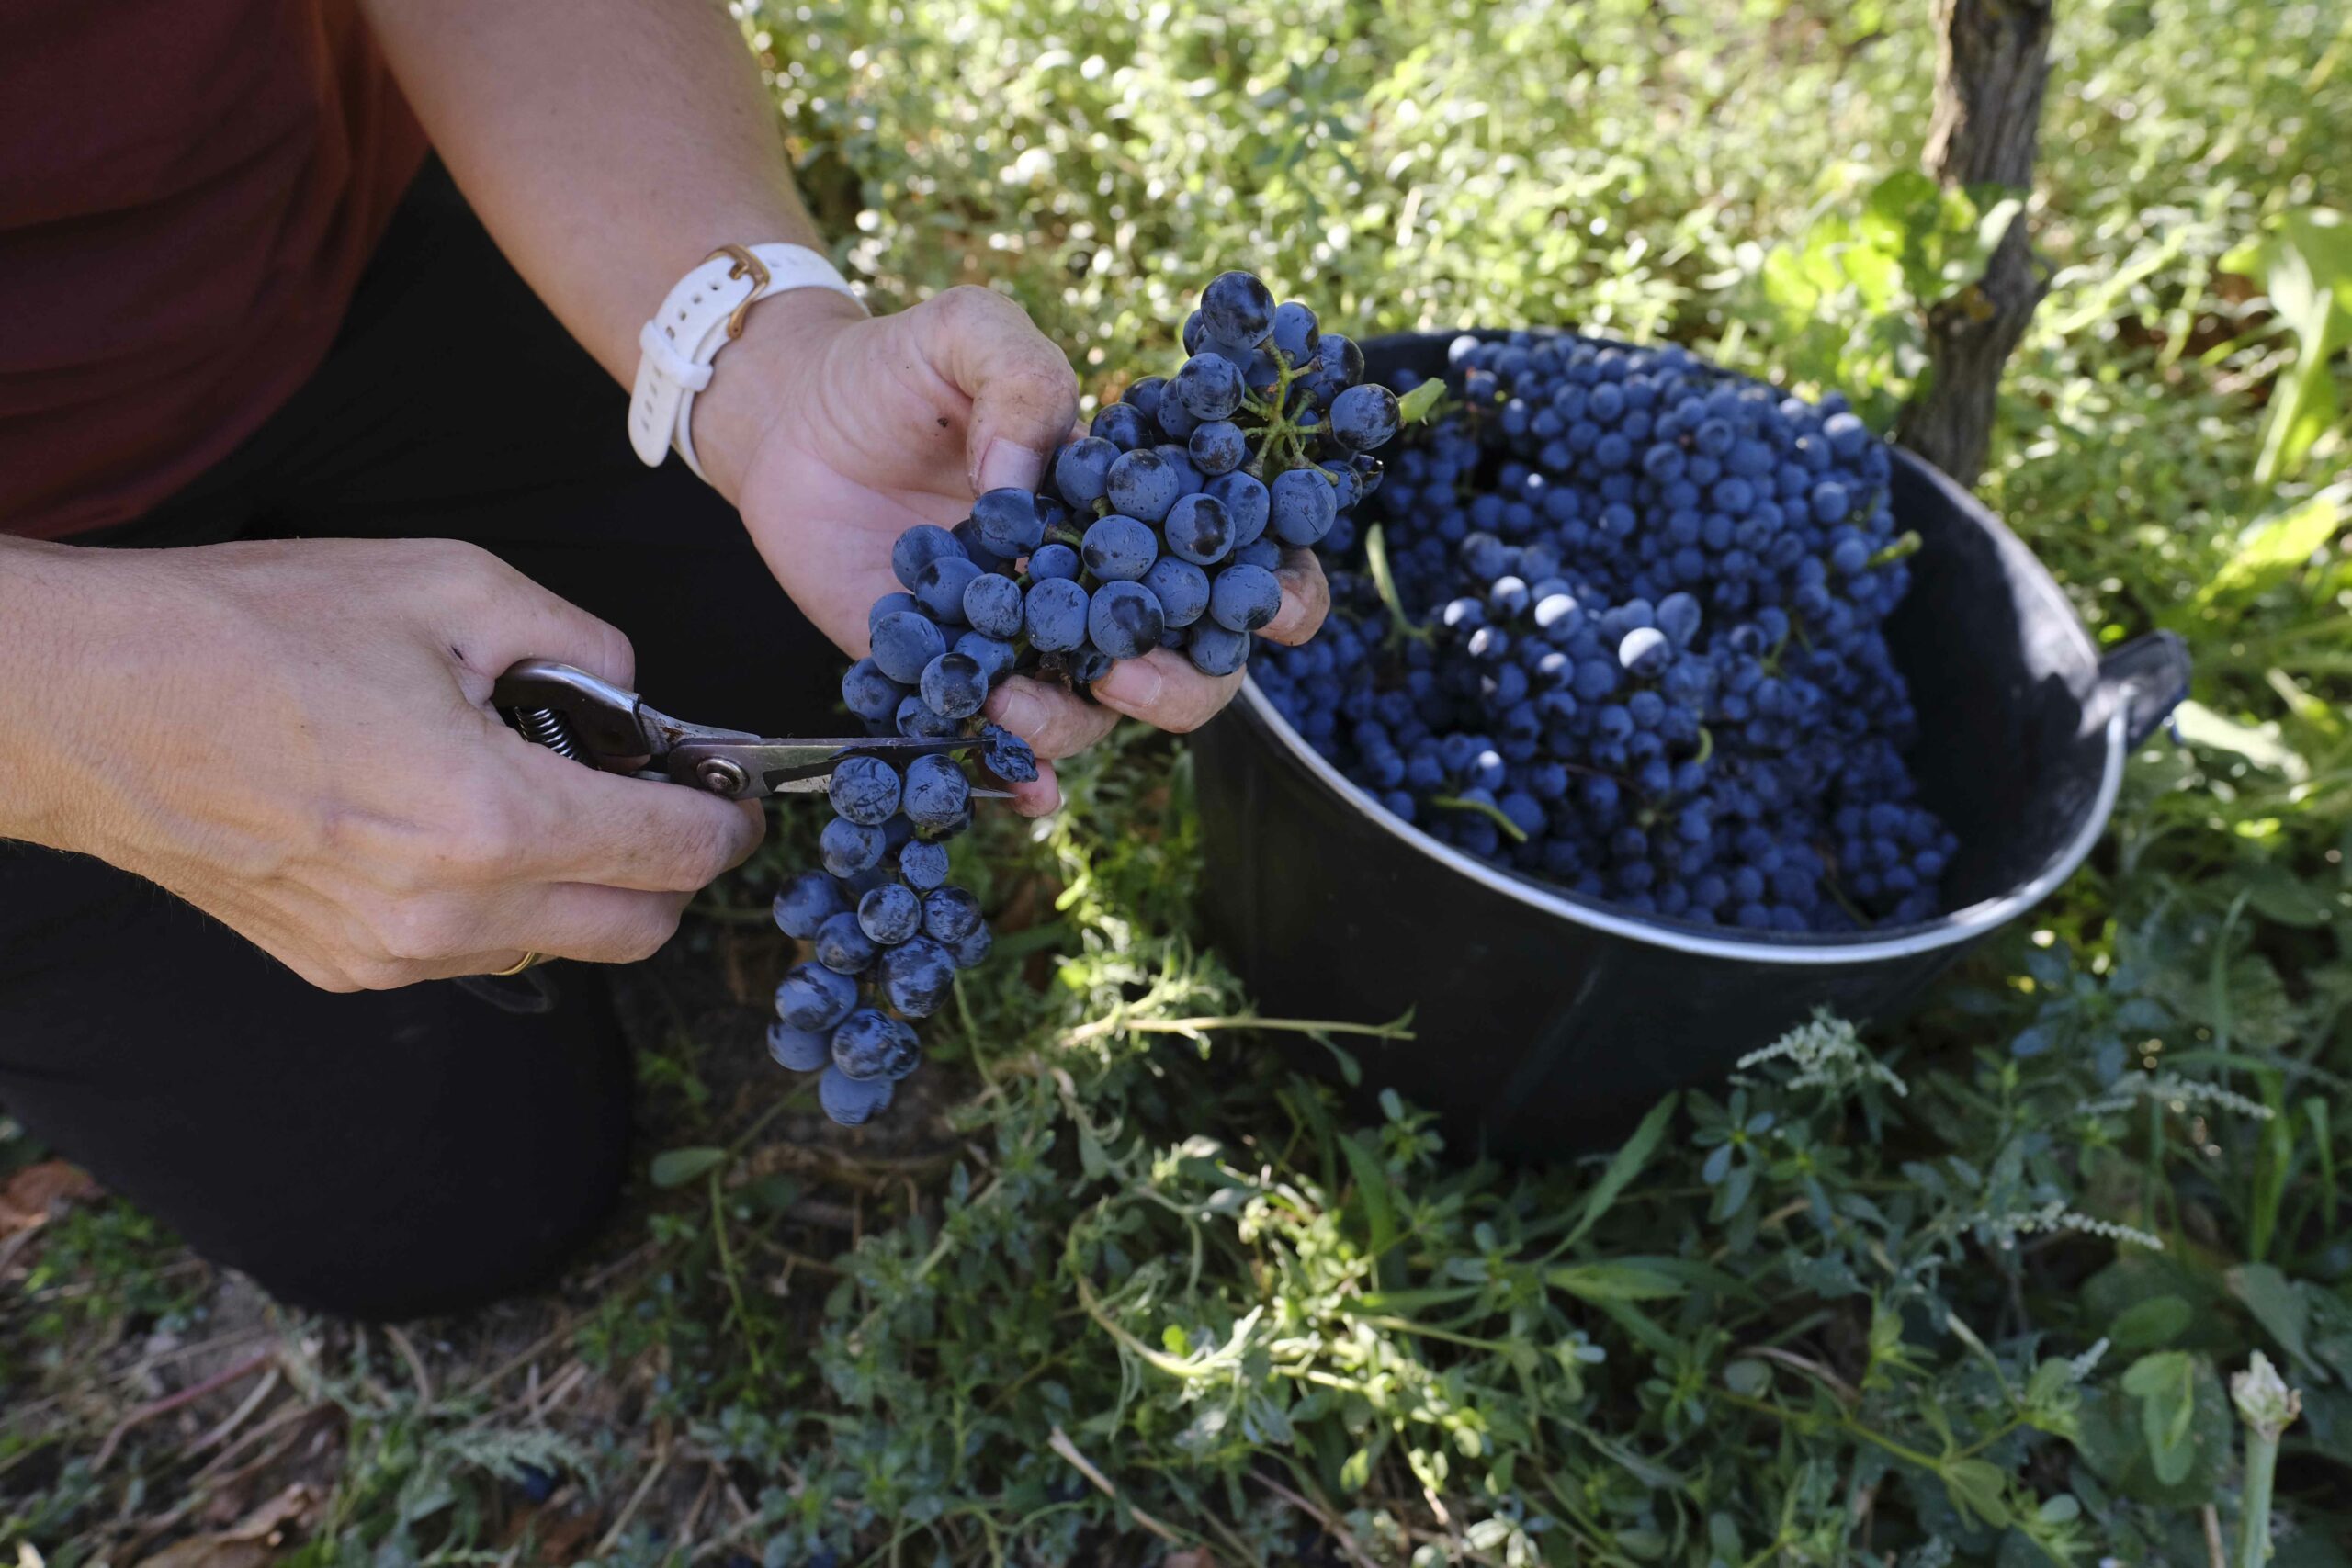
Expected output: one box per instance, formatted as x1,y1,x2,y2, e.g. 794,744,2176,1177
1255,331,1957,933
1042,270,1399,678
774,272,1396,1122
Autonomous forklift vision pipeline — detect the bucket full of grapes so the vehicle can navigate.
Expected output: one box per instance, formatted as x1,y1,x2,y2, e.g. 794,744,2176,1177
1191,329,2189,1156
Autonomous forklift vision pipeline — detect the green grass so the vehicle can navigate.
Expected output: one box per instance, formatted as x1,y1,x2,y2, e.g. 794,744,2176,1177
6,0,2350,1562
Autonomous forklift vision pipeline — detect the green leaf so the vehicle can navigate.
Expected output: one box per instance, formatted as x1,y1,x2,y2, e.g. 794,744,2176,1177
2194,493,2343,609
2235,209,2352,488
1860,169,1941,253
2109,1294,2195,1353
1396,375,1446,425
2227,1262,2319,1375
2118,1351,2204,1487
1759,243,1823,321
2294,1386,2352,1479
2121,1349,2193,1399
1614,1527,1668,1560
1843,240,1905,311
2085,1257,2234,1353
1592,1300,1683,1359
650,1146,728,1188
2028,1358,2078,1406
2170,701,2310,782
2145,1411,2195,1487
1351,1285,1485,1314
1942,1457,2013,1528
1563,1092,1679,1248
2243,865,2346,929
1545,1259,1691,1302
1723,1358,1772,1396
1565,1419,1689,1491
749,1173,801,1213
1338,1131,1399,1274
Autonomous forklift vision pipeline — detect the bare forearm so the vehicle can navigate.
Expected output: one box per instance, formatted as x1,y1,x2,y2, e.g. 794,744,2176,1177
3,533,765,989
1,538,113,849
360,0,825,390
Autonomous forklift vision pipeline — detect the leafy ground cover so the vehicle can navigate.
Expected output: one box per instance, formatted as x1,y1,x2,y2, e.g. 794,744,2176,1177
5,0,2348,1562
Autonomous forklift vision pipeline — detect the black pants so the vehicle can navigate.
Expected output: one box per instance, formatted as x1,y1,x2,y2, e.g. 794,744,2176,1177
0,164,837,1320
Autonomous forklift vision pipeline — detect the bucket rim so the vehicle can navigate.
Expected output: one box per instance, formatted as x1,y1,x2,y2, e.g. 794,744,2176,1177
1227,675,2127,966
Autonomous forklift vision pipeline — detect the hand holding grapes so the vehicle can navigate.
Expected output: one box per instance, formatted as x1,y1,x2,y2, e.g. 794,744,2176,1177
717,271,1395,1124
691,284,1329,812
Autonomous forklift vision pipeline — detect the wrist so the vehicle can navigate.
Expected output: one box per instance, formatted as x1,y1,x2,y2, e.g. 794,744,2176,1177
662,276,867,507
0,540,146,852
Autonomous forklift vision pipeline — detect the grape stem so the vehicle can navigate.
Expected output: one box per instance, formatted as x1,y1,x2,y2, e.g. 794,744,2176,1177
1058,1009,1419,1047
1818,865,1871,925
1430,794,1532,844
1867,530,1923,570
1241,343,1327,481
1363,524,1433,646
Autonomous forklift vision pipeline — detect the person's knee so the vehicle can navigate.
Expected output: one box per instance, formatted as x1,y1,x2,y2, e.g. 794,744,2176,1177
0,886,639,1324
233,1129,630,1322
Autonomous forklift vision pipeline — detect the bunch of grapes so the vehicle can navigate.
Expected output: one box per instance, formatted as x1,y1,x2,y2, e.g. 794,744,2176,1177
1255,330,1958,934
772,272,1401,1122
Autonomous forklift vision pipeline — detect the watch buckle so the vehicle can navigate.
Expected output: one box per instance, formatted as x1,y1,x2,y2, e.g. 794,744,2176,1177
705,244,773,339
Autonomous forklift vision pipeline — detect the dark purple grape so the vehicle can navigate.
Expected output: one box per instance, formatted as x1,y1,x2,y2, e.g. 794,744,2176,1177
813,910,878,975
897,839,951,890
870,610,947,684
1088,580,1165,660
773,872,847,940
1200,271,1276,347
920,651,989,720
819,1066,892,1124
857,883,923,945
767,1022,829,1072
1143,557,1211,628
776,963,857,1032
1187,623,1251,676
921,886,983,943
1081,514,1159,581
890,525,964,592
880,936,956,1017
1164,493,1234,566
902,754,971,830
1271,300,1319,365
972,488,1046,556
826,755,902,826
1025,577,1091,651
1209,563,1282,634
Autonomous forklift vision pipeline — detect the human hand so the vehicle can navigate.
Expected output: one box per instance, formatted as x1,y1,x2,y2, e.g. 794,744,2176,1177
0,538,763,989
692,286,1331,814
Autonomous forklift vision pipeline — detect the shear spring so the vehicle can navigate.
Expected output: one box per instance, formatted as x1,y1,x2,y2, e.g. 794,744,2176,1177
512,706,584,762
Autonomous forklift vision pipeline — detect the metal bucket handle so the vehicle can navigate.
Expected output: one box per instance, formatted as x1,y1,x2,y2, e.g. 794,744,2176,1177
2098,631,2192,750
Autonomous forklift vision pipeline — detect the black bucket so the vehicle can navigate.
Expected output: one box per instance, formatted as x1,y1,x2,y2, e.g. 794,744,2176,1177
1191,330,2190,1156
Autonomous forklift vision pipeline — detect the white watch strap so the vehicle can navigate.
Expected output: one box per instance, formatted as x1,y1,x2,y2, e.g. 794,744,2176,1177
628,243,863,479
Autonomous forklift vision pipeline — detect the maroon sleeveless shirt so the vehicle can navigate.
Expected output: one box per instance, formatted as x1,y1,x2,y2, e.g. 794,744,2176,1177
0,0,426,539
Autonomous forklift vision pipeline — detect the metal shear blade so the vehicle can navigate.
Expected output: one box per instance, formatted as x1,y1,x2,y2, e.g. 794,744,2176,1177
492,660,1012,802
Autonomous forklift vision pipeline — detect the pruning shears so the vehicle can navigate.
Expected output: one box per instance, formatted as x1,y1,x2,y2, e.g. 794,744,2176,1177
492,660,1011,801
